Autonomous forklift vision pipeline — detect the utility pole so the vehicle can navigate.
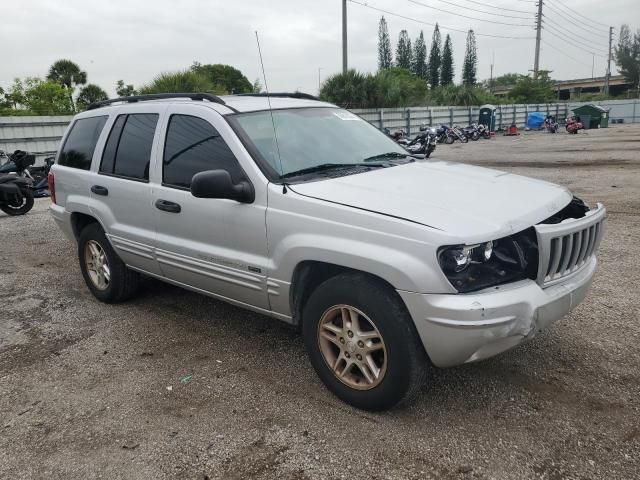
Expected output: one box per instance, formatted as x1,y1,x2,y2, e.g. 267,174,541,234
604,26,613,95
489,52,495,93
318,67,323,92
533,0,543,78
342,0,348,74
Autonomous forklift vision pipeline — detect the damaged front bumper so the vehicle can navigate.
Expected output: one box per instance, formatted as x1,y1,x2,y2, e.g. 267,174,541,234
398,256,597,368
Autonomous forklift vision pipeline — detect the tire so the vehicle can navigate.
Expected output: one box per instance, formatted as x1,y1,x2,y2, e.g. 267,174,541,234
78,223,140,303
471,132,480,141
302,272,427,411
444,135,455,145
0,189,34,216
460,135,469,143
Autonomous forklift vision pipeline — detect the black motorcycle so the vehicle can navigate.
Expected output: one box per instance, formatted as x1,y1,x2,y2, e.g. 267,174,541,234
402,125,437,158
476,123,491,139
435,125,455,144
462,123,481,141
0,151,36,216
0,151,52,198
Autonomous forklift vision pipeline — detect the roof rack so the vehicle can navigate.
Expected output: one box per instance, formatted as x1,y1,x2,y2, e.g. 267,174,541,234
87,93,228,110
234,92,319,101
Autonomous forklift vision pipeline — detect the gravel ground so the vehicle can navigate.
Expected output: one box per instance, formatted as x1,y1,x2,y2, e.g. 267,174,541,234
1,124,639,480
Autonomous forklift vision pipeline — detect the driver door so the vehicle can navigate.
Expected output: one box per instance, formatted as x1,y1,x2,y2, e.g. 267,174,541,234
151,104,270,310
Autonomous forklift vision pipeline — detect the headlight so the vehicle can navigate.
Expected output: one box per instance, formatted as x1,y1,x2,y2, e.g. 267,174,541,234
437,231,538,293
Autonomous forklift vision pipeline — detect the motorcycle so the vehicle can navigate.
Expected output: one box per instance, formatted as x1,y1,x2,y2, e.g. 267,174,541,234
451,125,469,143
0,151,36,215
462,123,481,141
544,115,559,134
0,151,52,197
435,125,455,144
402,125,437,158
476,123,492,139
565,116,584,134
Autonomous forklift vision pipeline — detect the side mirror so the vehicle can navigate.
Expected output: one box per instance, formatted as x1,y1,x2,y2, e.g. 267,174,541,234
190,170,255,203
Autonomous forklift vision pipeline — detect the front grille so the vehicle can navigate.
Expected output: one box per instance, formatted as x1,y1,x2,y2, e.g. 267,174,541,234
534,203,606,286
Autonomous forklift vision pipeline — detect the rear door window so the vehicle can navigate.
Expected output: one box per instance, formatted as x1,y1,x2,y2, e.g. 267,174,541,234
100,113,158,181
162,114,243,189
58,116,108,170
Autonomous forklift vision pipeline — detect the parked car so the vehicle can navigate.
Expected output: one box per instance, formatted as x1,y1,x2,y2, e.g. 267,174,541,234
49,93,606,411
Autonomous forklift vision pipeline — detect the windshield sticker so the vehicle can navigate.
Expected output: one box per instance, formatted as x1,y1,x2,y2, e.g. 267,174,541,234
333,111,362,121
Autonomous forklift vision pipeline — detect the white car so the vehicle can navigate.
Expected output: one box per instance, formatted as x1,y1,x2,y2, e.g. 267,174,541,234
49,93,606,410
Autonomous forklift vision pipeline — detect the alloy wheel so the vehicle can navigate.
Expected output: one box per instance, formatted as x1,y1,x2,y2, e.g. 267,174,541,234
317,305,387,390
84,240,110,290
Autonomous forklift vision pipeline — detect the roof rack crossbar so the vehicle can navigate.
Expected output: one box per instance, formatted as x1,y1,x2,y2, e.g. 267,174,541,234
235,92,319,101
87,93,227,110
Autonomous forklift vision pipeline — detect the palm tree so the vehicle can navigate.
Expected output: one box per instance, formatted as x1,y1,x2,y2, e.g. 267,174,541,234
46,59,87,112
76,84,108,110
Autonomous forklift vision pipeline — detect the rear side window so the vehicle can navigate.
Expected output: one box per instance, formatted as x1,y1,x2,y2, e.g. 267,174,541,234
59,116,107,170
100,114,158,181
163,115,243,189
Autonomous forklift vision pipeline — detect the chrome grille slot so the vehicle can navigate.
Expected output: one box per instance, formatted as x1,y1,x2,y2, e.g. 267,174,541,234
535,203,606,287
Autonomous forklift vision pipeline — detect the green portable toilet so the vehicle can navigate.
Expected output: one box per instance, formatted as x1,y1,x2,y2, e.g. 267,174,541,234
479,104,497,131
572,104,610,129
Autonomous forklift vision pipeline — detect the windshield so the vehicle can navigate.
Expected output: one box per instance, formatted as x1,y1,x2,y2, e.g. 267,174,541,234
232,107,409,180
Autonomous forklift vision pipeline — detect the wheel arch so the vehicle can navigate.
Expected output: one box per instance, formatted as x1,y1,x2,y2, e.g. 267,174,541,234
70,211,103,240
289,260,403,328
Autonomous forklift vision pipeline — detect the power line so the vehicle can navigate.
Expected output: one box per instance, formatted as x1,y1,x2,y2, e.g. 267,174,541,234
542,18,608,54
455,0,534,15
544,3,608,36
543,23,608,57
347,0,535,39
554,0,610,29
407,0,533,27
541,39,592,68
425,0,532,19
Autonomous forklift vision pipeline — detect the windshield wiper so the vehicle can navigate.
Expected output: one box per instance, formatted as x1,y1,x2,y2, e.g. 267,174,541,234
362,152,417,162
280,162,387,180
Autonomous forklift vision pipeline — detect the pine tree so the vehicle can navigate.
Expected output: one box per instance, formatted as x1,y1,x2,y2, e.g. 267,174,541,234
396,30,413,70
412,30,428,79
428,24,442,87
440,34,454,85
462,29,478,86
377,16,393,70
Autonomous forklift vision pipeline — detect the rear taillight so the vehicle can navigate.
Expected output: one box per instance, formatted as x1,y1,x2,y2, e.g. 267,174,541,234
47,171,56,204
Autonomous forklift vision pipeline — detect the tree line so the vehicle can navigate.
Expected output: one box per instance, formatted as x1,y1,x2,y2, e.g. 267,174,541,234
321,18,640,108
0,61,259,116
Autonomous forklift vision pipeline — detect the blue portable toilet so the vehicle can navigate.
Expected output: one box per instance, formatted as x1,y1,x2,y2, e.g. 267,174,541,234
527,112,545,129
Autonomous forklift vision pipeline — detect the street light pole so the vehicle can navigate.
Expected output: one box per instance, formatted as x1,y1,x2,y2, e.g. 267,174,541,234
318,67,323,93
342,0,348,74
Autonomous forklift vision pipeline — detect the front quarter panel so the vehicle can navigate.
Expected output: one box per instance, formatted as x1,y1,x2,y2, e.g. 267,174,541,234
265,183,456,317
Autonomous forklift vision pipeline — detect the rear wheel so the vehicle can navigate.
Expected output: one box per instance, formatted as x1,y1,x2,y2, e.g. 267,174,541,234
460,135,469,143
471,132,480,141
302,272,426,411
78,223,140,303
0,189,34,216
445,135,455,145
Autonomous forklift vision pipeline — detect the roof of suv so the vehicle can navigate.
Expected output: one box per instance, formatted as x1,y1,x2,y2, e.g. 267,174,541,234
86,93,336,115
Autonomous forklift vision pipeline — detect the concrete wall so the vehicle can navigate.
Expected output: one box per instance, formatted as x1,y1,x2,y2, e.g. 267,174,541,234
352,99,640,136
0,99,638,161
0,115,73,165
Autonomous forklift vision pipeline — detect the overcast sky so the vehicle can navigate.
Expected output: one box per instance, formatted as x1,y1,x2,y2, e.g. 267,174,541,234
2,0,639,96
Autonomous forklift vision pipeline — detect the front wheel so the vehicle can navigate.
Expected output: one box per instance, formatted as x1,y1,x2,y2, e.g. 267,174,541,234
302,273,426,411
0,189,34,216
444,135,455,145
460,135,469,143
471,132,480,141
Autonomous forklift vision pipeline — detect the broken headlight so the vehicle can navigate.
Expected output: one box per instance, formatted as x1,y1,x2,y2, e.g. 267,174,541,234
437,229,538,293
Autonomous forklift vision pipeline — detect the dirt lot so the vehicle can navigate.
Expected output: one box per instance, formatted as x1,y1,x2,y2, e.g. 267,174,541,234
1,125,639,480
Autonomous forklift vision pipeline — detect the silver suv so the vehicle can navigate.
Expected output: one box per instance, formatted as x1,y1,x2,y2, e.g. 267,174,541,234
49,93,606,410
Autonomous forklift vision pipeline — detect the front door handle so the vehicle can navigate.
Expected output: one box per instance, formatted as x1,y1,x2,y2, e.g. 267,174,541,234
155,199,181,213
91,185,108,196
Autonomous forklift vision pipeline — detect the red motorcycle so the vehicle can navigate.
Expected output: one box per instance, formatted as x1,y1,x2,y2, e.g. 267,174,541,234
565,116,584,134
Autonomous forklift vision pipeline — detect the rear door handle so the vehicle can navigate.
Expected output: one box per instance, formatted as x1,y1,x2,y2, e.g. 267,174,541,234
91,185,108,196
155,199,181,213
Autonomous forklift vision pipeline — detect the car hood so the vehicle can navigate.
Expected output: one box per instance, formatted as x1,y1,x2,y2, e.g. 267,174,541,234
289,160,572,241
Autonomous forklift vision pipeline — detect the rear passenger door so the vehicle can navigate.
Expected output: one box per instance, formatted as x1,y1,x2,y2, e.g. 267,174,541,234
89,107,164,275
151,104,270,310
